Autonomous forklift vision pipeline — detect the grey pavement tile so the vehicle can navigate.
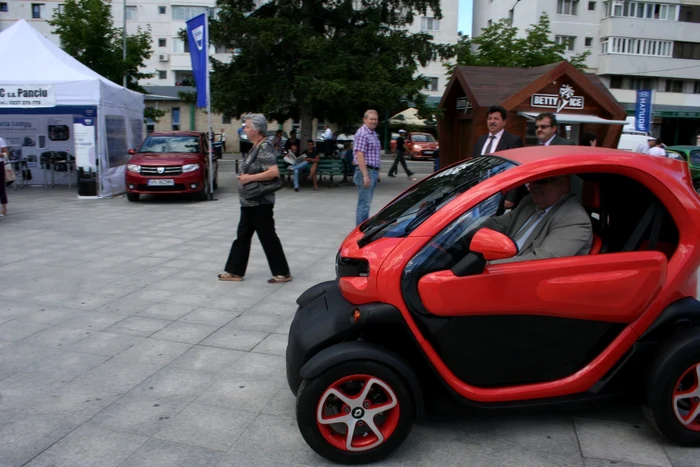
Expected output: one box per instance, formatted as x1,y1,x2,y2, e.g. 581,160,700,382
180,307,241,327
662,444,700,467
214,451,306,467
252,333,288,356
17,307,85,325
137,303,195,320
0,320,51,343
201,325,269,351
221,351,286,381
120,438,223,467
0,413,78,467
23,349,110,380
575,418,672,467
25,424,147,467
244,299,299,317
204,295,263,312
0,342,64,379
71,360,163,393
261,386,297,418
68,332,143,357
169,345,247,373
154,403,257,451
18,324,94,348
228,311,289,333
105,316,173,337
130,366,218,399
584,460,655,467
195,377,280,413
0,369,79,412
109,339,192,366
93,295,159,315
60,313,129,332
20,381,124,424
150,321,218,344
89,394,191,437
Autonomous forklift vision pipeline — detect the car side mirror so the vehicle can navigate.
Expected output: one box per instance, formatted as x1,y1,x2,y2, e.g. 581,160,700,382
128,149,136,155
470,227,518,260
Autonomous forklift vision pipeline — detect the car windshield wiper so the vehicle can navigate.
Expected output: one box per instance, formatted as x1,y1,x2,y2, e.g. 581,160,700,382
403,179,476,234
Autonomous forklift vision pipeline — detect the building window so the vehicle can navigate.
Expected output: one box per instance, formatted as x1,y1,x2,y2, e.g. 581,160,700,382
665,80,684,92
425,77,439,92
487,19,493,27
673,41,700,60
57,4,63,13
172,39,190,54
604,1,677,20
557,0,578,15
601,37,673,57
420,17,440,31
158,70,167,80
585,37,593,47
588,1,596,10
695,81,700,94
609,76,623,88
222,116,232,124
158,38,167,47
172,107,181,131
680,5,700,23
0,3,7,12
31,3,43,18
158,5,166,14
556,35,576,51
125,5,136,20
172,6,209,21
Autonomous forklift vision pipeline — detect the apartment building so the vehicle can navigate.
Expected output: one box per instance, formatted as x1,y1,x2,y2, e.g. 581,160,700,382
472,0,700,145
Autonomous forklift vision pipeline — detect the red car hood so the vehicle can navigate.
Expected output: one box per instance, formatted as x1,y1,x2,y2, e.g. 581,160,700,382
130,153,200,165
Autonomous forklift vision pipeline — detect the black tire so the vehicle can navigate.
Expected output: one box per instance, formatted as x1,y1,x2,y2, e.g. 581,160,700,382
126,193,139,202
213,178,218,190
196,180,209,201
643,328,700,445
296,360,414,465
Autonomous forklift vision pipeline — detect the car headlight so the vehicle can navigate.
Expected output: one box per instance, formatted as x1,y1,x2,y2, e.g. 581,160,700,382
182,163,199,173
127,164,141,173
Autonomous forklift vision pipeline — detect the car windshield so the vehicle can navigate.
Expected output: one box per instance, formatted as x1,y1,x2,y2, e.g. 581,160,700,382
690,150,700,165
411,134,436,143
139,136,200,153
358,156,516,246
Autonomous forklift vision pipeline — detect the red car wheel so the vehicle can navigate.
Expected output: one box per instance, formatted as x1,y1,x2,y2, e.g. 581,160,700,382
673,363,700,431
296,361,414,464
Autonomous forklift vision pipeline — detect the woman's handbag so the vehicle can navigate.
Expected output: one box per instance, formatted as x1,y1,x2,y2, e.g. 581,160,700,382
240,143,283,200
4,161,15,186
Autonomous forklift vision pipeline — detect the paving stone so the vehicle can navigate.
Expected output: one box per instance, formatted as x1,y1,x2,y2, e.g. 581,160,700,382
0,320,51,343
105,316,172,337
18,324,94,348
221,352,286,380
180,307,242,327
169,346,247,373
575,419,672,467
0,413,78,467
200,326,269,351
17,308,85,326
130,366,218,399
227,312,289,333
662,444,700,467
583,459,654,467
120,438,223,467
89,394,191,437
252,333,288,356
24,424,147,467
195,377,280,413
261,386,297,418
109,338,192,366
71,360,163,393
154,403,257,451
137,303,196,320
150,321,218,344
68,332,143,357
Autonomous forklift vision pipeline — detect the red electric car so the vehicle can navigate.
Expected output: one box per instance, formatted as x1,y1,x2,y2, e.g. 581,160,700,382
286,146,700,464
125,131,218,202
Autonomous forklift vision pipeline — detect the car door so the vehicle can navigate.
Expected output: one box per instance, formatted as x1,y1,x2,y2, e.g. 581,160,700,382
401,194,668,389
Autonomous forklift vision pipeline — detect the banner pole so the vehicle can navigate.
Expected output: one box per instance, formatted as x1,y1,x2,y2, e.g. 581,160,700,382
205,14,214,200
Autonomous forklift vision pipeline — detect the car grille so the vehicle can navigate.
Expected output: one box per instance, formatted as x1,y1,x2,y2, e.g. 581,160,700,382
138,184,187,192
140,166,183,176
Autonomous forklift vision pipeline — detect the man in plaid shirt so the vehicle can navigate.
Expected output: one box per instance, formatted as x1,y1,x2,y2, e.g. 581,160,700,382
353,110,381,226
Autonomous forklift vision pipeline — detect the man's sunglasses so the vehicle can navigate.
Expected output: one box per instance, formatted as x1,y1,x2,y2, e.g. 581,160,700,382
530,177,559,186
535,124,553,130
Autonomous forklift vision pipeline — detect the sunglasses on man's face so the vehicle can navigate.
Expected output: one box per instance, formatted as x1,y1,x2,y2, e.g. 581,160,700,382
535,124,553,130
530,177,559,186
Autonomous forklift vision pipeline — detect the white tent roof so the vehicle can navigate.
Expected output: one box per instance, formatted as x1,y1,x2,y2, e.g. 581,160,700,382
0,19,142,109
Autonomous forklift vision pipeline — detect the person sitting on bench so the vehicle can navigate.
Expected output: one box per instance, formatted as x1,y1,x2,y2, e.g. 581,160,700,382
288,140,320,192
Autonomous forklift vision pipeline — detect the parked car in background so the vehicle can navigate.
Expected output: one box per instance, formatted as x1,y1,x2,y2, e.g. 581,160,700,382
125,131,218,202
666,146,700,192
390,131,439,160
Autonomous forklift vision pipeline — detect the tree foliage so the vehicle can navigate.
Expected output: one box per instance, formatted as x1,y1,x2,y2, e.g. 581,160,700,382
447,14,590,73
48,0,154,92
209,0,451,141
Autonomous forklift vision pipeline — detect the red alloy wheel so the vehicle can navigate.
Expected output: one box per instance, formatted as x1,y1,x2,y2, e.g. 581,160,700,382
673,363,700,431
316,374,401,452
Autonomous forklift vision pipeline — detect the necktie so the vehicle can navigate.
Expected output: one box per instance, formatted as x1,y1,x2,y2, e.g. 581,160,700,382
513,210,546,248
483,135,496,154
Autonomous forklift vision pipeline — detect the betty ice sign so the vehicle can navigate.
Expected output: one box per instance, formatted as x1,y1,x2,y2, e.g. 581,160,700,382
531,84,585,112
0,85,55,107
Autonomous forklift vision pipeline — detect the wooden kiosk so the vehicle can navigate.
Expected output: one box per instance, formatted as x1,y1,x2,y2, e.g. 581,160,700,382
437,61,628,166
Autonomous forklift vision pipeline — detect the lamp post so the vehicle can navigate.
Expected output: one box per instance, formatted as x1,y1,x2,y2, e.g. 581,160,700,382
508,0,521,22
123,0,127,87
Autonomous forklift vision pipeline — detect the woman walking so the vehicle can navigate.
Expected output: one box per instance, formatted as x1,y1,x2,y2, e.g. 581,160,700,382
218,113,292,283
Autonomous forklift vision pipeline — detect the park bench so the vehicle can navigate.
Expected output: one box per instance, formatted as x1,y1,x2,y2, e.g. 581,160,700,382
277,156,352,188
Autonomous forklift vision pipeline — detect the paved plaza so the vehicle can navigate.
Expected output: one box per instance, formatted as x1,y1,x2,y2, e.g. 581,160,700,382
1,160,699,467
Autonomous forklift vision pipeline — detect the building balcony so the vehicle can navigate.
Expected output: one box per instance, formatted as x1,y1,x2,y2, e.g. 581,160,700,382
598,54,700,79
601,17,700,42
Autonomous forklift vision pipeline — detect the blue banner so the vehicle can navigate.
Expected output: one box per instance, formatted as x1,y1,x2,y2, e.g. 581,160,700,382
635,89,652,133
186,13,208,108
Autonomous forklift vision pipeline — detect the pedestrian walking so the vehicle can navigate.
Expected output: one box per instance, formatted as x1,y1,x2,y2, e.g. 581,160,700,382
218,113,292,283
388,129,415,179
220,128,227,152
353,110,381,226
0,137,9,217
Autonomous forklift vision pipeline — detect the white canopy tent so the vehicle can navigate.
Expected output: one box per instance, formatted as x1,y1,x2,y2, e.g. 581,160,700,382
0,19,144,197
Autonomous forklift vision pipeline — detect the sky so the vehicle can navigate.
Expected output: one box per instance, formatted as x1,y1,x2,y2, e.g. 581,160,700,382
458,0,473,36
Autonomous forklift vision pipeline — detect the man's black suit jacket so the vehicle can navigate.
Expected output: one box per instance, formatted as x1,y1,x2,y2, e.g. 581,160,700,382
472,131,524,158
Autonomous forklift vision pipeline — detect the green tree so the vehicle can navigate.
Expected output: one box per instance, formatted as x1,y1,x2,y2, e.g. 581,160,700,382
447,14,590,73
48,0,154,92
209,0,451,142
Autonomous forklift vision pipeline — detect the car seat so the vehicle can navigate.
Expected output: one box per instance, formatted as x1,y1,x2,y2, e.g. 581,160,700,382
581,179,604,255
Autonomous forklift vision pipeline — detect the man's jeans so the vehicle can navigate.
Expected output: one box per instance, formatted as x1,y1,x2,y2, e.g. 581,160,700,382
354,168,379,226
291,161,309,189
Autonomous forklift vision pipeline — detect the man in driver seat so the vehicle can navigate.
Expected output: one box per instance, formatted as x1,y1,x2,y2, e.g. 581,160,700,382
481,175,592,264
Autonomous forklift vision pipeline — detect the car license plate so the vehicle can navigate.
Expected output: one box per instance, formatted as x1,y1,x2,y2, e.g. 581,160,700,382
147,179,174,186
423,151,434,155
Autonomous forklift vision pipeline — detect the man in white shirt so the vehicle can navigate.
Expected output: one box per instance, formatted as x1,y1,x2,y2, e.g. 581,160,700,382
322,125,334,157
535,113,574,146
635,136,656,154
648,138,667,157
472,106,524,157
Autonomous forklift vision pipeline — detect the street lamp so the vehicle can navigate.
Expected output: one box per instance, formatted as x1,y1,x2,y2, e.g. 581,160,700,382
508,0,521,22
123,0,127,87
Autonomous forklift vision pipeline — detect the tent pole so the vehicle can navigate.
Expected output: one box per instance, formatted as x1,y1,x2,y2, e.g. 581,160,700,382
205,15,214,200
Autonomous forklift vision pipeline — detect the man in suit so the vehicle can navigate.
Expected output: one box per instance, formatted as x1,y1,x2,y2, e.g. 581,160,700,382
481,175,592,264
535,112,574,146
473,105,524,157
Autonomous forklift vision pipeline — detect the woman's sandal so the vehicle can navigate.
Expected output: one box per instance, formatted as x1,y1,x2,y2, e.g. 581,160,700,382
218,272,243,281
267,275,293,284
